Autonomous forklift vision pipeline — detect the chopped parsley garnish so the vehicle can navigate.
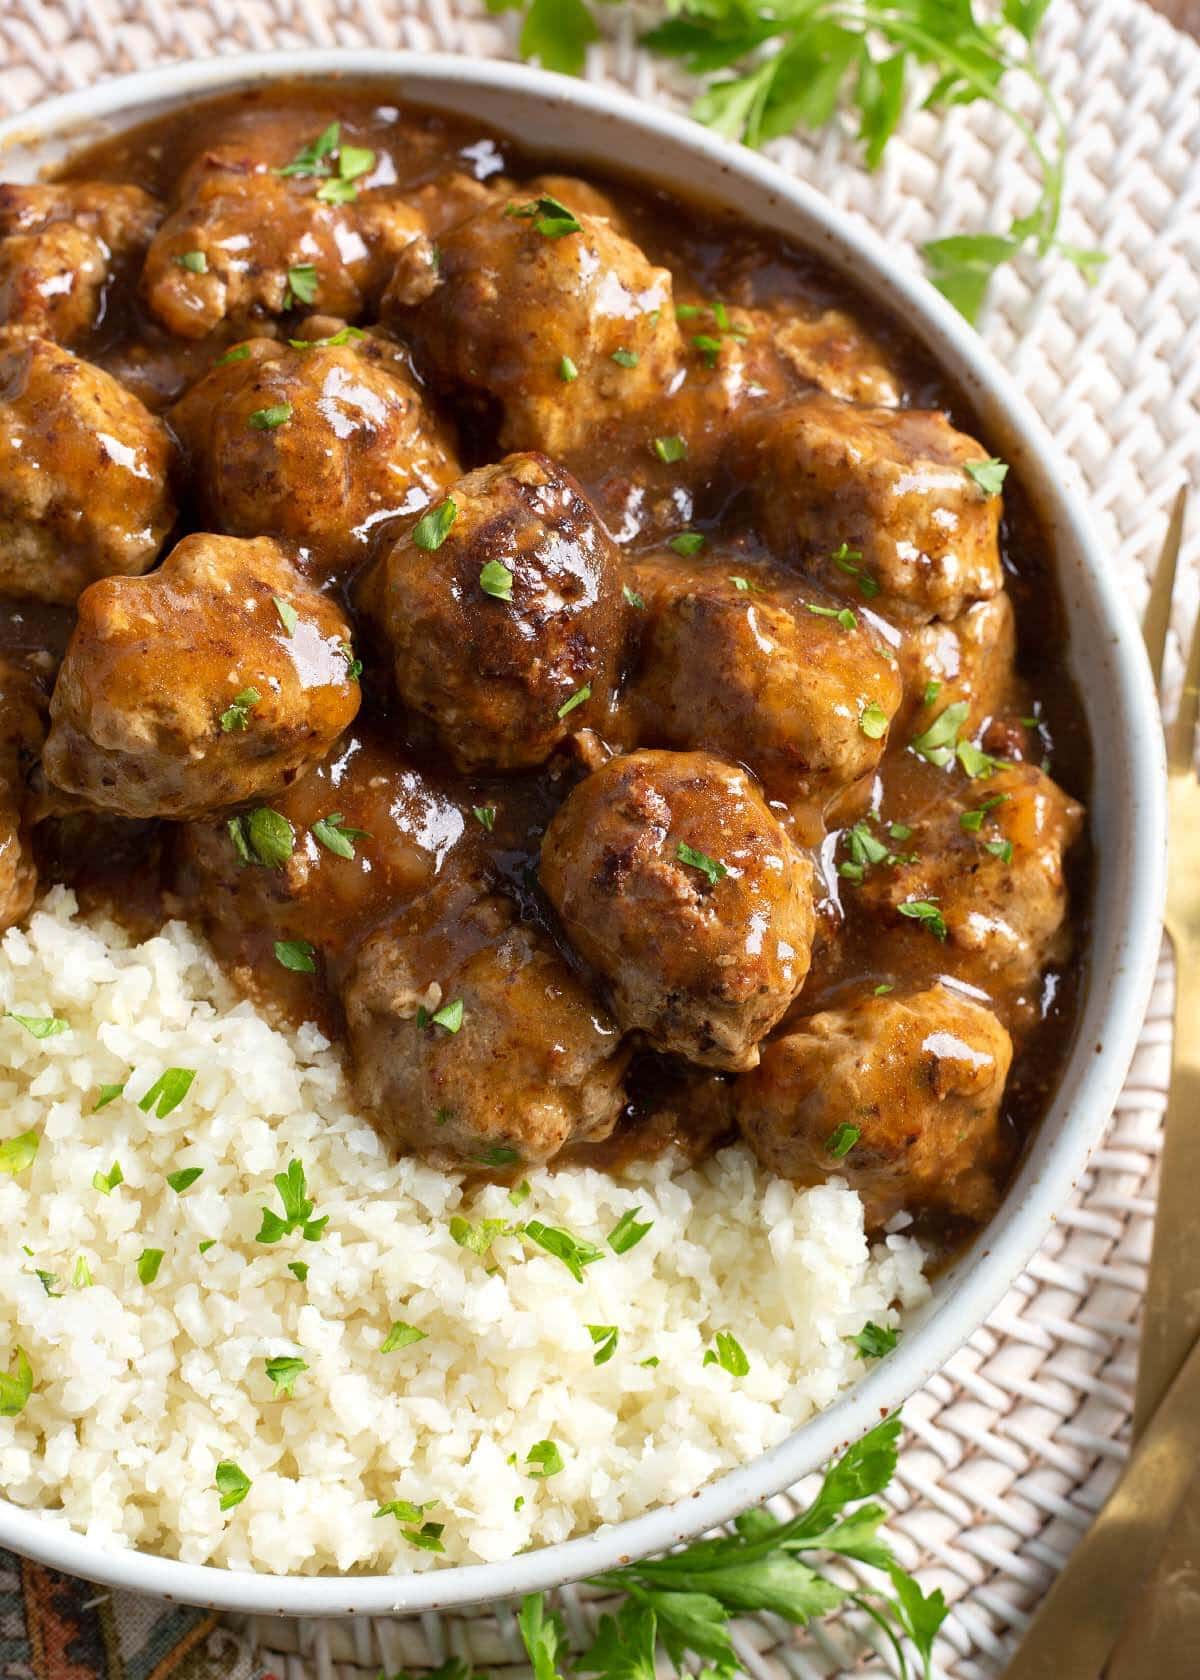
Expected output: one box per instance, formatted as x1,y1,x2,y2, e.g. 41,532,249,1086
416,997,464,1034
826,1123,861,1159
315,142,376,204
449,1215,515,1256
479,559,514,600
287,1260,307,1280
640,1355,660,1368
256,1159,328,1244
587,1324,619,1366
838,819,912,884
274,939,317,974
311,811,369,859
136,1248,164,1285
381,1322,427,1352
525,1439,565,1478
340,640,363,681
404,1522,448,1553
215,1460,252,1511
524,1220,603,1283
413,498,457,550
248,403,293,430
285,263,318,306
219,686,261,732
923,679,942,707
175,249,208,273
607,1207,652,1254
956,738,1004,779
807,602,857,631
504,194,582,238
558,354,579,382
0,1129,39,1176
964,458,1009,496
215,344,251,366
984,837,1015,863
73,1255,93,1288
693,332,723,367
676,841,727,886
611,347,639,367
472,805,497,831
898,899,948,940
853,1321,899,1359
859,700,889,740
703,1330,750,1376
35,1269,61,1297
277,121,340,178
6,1011,68,1039
92,1161,124,1196
729,575,759,592
556,683,591,720
910,699,970,768
874,982,895,996
889,822,912,841
830,541,879,598
138,1068,195,1118
669,531,705,557
272,596,298,636
0,1347,33,1418
509,1179,532,1207
167,1166,204,1194
959,793,1010,833
265,1355,308,1397
652,433,688,464
289,325,365,350
198,1240,216,1255
622,584,645,610
477,1145,522,1167
375,1499,445,1550
234,807,296,869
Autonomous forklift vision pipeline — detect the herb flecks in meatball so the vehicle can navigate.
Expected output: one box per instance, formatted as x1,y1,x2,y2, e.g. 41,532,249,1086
0,334,176,605
539,749,817,1071
736,983,1012,1230
343,883,629,1167
43,533,360,820
357,452,623,771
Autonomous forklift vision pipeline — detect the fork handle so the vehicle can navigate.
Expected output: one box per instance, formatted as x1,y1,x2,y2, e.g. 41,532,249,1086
1133,926,1200,1437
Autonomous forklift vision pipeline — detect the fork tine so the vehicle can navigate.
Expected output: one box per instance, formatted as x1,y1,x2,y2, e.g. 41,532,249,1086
1167,492,1198,774
1143,486,1187,689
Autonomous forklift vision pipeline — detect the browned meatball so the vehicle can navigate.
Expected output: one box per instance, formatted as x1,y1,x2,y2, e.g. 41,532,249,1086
539,749,816,1070
343,882,629,1168
357,453,623,771
628,552,903,807
0,334,176,605
142,118,437,340
742,394,1004,622
736,983,1012,1229
397,191,681,458
43,534,360,820
0,657,46,931
857,759,1083,996
169,328,459,584
0,182,161,345
896,593,1016,732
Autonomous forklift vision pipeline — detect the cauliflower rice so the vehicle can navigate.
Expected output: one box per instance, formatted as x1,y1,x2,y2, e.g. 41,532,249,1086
0,888,928,1574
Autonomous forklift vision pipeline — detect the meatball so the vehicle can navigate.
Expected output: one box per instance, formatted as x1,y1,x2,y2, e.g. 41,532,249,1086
142,121,436,339
343,883,628,1168
0,334,176,605
43,534,360,820
0,182,161,344
171,727,471,971
771,307,901,406
169,328,459,583
896,593,1016,731
397,191,681,459
628,553,903,806
736,983,1012,1229
0,658,46,931
742,394,1004,622
858,760,1084,994
539,749,816,1070
357,453,623,771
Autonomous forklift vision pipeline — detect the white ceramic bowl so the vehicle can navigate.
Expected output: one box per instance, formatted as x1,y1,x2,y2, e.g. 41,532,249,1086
0,50,1167,1618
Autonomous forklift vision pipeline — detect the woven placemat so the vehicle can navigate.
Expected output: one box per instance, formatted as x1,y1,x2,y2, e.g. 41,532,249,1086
1,2,1196,1675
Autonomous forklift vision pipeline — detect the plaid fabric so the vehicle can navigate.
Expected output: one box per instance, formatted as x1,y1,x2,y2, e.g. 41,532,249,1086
0,1550,271,1680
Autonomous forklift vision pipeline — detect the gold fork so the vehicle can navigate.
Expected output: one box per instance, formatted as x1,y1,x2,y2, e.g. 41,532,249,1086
1001,486,1195,1679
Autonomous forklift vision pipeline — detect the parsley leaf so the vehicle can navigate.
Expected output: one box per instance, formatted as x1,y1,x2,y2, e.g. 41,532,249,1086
854,1321,899,1359
826,1123,860,1159
381,1321,427,1352
265,1354,308,1397
0,1129,39,1176
138,1068,195,1118
167,1166,204,1194
669,531,705,557
524,1219,604,1283
526,1439,565,1478
703,1330,750,1376
587,1324,619,1366
519,1591,571,1680
243,807,295,869
898,899,948,940
311,811,370,859
248,403,292,431
136,1248,164,1285
256,1158,328,1244
505,193,583,237
559,354,580,382
652,433,687,463
479,559,514,600
910,699,970,768
676,840,727,886
859,699,889,740
607,1207,652,1254
964,457,1009,495
285,263,318,306
557,683,591,719
413,498,457,550
277,121,340,179
92,1160,124,1196
219,686,261,732
94,1080,126,1111
416,997,464,1034
0,1347,33,1417
623,584,645,610
175,249,208,273
274,938,317,974
215,1460,252,1510
472,805,497,832
7,1011,68,1039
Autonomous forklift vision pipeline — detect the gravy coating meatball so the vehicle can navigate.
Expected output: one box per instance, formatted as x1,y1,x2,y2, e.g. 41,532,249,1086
43,534,360,819
0,182,161,345
859,759,1083,995
737,984,1013,1229
743,394,1004,622
169,328,459,583
142,118,436,339
628,553,903,807
0,334,176,605
896,593,1016,731
539,749,816,1070
357,453,622,771
0,658,46,931
396,191,681,459
343,883,629,1167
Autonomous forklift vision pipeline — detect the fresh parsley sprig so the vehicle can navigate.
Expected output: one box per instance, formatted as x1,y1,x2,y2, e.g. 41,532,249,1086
490,0,1099,319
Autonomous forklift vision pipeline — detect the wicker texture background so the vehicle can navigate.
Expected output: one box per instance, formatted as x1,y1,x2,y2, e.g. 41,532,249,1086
0,2,1196,1675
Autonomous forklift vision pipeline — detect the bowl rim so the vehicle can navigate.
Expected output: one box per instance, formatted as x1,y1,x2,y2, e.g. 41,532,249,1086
0,46,1167,1619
